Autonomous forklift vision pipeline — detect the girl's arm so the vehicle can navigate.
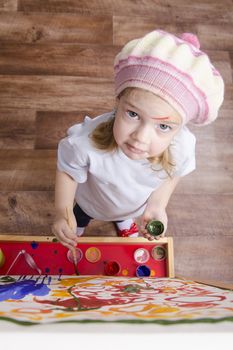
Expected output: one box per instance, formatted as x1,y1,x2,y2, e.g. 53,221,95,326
141,176,181,240
52,170,79,249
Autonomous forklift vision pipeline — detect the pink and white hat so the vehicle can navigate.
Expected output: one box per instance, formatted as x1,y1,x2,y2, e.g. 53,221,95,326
114,30,224,125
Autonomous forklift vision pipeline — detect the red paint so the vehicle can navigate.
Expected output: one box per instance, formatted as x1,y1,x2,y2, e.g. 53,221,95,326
152,116,170,120
104,261,121,276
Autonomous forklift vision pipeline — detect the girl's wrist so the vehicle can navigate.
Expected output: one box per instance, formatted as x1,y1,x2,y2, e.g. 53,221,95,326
54,207,71,220
145,201,166,214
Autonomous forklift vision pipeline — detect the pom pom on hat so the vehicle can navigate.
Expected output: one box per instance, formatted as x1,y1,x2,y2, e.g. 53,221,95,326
180,33,200,49
114,30,224,125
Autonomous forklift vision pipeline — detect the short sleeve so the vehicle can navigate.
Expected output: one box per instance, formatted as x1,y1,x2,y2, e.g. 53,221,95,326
57,112,114,183
171,127,196,177
57,135,89,183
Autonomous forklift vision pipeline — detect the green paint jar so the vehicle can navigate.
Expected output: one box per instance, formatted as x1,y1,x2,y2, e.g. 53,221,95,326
146,220,164,236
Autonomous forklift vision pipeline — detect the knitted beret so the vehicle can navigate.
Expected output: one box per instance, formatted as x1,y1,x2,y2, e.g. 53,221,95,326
114,30,224,125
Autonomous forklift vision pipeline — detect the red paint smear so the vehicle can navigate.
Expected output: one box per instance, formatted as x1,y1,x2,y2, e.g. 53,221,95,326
35,295,131,310
152,117,170,120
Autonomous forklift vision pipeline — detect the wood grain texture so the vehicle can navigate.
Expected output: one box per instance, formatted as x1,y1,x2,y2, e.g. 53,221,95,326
0,191,116,236
0,150,56,191
18,0,233,23
174,237,233,284
0,109,36,149
0,75,115,110
0,0,232,284
0,13,112,44
0,150,56,171
0,43,118,78
35,110,107,149
167,194,233,237
0,0,17,11
17,0,174,17
0,191,55,234
114,19,233,50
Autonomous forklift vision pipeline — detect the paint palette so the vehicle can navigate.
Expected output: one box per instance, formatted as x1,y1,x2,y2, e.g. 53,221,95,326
0,236,174,277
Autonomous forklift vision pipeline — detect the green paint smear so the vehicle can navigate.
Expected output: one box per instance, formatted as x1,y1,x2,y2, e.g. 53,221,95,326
0,316,233,327
0,276,16,283
123,284,142,293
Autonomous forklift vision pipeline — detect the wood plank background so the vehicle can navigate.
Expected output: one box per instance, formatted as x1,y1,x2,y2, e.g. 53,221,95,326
0,0,232,284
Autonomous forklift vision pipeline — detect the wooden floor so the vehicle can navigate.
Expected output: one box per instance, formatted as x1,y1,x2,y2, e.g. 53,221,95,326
0,0,233,284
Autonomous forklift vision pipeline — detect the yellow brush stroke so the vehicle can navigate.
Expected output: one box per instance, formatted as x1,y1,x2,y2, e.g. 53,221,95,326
55,312,76,319
60,277,94,287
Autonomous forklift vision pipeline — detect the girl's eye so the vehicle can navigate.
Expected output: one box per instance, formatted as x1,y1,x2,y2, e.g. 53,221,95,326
127,110,139,119
158,124,172,132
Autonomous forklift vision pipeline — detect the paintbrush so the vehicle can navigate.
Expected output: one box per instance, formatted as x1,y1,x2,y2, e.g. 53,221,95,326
66,207,79,275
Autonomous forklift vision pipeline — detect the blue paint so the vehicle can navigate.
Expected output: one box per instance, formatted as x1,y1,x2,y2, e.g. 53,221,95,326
0,279,50,301
58,268,63,280
41,276,47,284
136,265,151,277
45,267,50,273
31,241,39,249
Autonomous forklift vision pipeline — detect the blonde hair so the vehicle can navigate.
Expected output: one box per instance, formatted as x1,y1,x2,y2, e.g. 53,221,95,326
91,88,176,177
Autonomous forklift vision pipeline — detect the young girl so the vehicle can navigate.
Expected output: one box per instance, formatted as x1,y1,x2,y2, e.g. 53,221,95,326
52,29,224,250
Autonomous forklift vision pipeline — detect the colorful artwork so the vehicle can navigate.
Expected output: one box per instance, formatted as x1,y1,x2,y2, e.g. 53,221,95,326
0,276,233,326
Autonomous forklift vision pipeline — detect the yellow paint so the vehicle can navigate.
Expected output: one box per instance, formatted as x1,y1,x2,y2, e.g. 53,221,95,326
85,247,101,263
122,269,129,276
55,312,75,319
60,277,93,286
0,248,5,268
150,269,156,276
52,290,71,298
161,287,177,294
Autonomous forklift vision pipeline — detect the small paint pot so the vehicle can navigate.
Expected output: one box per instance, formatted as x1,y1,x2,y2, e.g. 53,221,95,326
134,248,150,264
136,265,151,277
104,261,121,276
67,248,83,263
85,247,101,263
146,220,164,236
151,246,166,261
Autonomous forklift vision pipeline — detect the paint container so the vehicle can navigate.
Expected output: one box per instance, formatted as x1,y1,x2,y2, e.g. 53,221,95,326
136,265,151,277
67,248,83,263
146,220,164,236
134,248,150,264
104,261,121,276
85,247,101,263
151,246,166,261
0,248,5,268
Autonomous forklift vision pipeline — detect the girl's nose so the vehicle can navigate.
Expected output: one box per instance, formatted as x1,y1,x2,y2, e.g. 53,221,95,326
132,124,151,144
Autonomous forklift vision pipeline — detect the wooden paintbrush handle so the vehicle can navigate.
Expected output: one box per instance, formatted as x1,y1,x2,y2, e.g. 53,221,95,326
66,207,79,275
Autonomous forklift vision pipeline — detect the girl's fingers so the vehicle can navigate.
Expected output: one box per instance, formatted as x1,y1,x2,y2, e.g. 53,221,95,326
64,228,78,243
59,230,77,248
62,241,75,251
143,232,165,241
143,233,155,241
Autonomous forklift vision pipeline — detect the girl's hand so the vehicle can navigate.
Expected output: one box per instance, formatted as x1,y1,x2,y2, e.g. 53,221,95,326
52,214,78,250
140,207,168,241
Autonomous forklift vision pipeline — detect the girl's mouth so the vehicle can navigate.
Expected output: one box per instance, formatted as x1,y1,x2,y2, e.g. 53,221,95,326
126,143,146,154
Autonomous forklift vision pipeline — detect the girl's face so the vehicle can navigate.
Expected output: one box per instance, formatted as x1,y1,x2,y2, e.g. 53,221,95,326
113,89,182,160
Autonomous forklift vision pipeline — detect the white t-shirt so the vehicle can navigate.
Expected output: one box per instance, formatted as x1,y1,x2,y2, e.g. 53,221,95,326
57,111,196,221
